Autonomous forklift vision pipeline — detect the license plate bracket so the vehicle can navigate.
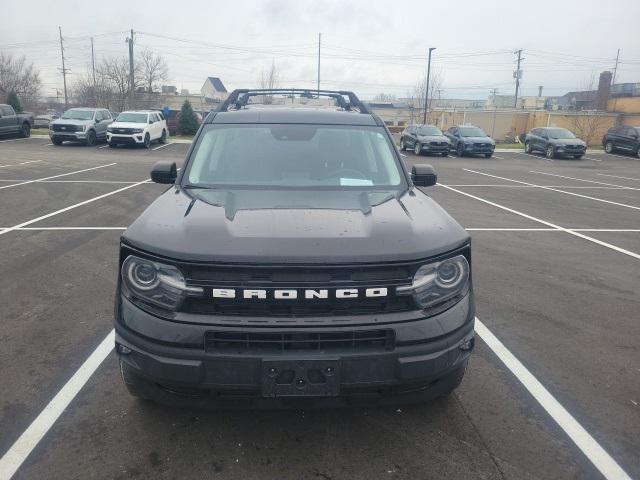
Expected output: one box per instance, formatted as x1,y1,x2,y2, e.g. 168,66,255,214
261,359,340,397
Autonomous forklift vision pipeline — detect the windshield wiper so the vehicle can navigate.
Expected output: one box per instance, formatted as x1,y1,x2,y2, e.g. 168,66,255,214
182,184,215,190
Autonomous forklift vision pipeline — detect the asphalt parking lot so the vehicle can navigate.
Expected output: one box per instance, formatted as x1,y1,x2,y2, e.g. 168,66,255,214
0,136,638,480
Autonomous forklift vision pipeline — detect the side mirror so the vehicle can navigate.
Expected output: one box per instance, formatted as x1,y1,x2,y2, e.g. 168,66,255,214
150,161,177,184
412,164,438,187
149,119,154,124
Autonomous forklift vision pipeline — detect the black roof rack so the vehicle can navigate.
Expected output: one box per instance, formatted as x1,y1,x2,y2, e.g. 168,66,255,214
217,88,371,114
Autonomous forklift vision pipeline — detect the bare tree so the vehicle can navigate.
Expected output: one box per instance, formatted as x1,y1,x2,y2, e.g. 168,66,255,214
0,52,41,102
571,112,610,145
96,56,141,111
259,60,279,104
406,70,442,124
138,48,168,93
72,69,115,109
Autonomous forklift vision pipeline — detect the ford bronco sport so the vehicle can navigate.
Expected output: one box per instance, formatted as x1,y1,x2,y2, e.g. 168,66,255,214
114,89,475,407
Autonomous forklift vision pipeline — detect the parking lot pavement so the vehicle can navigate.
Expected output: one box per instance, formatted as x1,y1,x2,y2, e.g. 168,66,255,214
0,141,638,479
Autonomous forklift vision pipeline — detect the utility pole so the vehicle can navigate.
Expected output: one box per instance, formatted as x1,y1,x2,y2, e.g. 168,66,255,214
538,85,543,97
317,33,321,96
58,26,69,111
612,48,620,84
126,29,135,109
91,37,96,87
514,49,523,108
90,37,97,107
491,88,499,138
422,47,436,124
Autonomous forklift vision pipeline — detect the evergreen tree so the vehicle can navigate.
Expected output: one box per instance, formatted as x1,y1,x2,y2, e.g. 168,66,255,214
179,100,199,135
6,91,22,113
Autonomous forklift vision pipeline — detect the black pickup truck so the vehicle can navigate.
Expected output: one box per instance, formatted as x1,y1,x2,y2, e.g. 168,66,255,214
0,104,34,138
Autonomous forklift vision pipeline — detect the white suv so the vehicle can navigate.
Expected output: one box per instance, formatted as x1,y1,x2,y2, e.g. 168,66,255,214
107,111,167,148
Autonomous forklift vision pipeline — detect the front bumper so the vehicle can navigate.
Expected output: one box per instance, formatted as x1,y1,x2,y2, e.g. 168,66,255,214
463,144,495,154
107,133,145,144
49,131,87,141
114,293,475,406
420,143,450,153
554,145,586,156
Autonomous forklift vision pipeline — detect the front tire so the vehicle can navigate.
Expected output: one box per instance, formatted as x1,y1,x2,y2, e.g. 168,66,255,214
21,122,31,138
573,155,583,159
399,138,406,151
85,130,96,146
456,143,464,157
414,142,422,156
484,153,493,158
143,133,151,149
604,141,614,154
108,142,116,148
52,138,63,145
159,129,167,144
546,145,555,159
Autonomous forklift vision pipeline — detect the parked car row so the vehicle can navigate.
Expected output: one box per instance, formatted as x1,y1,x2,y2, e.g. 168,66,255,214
47,108,168,148
400,123,640,160
400,124,496,158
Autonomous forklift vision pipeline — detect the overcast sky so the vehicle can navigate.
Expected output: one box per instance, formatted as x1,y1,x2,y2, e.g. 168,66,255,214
2,0,640,100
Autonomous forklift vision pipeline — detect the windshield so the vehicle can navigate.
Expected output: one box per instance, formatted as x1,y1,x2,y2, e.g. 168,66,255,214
115,112,148,123
185,124,405,189
418,126,442,136
61,109,95,120
459,127,487,137
546,128,576,139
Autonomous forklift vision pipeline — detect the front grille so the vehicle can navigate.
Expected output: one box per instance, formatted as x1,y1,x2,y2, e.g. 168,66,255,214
564,144,584,150
52,124,80,132
110,128,136,134
181,263,417,317
205,329,395,353
430,141,448,146
473,143,491,148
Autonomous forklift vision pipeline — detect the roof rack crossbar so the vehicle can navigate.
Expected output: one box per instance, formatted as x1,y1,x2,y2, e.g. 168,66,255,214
217,88,371,114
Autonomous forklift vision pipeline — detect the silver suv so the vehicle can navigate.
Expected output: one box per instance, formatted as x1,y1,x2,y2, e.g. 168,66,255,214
49,108,113,146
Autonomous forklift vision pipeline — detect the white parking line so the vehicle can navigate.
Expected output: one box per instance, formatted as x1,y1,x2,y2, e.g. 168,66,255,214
0,164,116,191
0,177,150,236
0,330,115,480
152,142,174,151
0,316,630,480
530,171,640,191
4,227,127,230
44,143,53,147
464,169,640,211
97,145,110,149
597,173,640,182
0,160,43,168
0,137,33,143
492,155,504,159
465,228,640,232
474,318,632,480
437,183,640,260
446,184,627,189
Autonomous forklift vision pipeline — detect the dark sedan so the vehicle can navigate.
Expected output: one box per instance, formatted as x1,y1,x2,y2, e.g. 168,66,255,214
524,127,586,159
444,125,495,158
399,124,450,156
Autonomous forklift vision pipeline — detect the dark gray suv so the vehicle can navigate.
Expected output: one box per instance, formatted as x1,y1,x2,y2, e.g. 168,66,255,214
114,89,474,408
400,124,450,156
524,127,586,159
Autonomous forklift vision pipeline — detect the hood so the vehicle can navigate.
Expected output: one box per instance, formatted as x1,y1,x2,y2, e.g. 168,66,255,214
460,136,495,144
122,188,469,264
550,138,586,146
52,118,94,126
109,121,147,129
417,135,450,143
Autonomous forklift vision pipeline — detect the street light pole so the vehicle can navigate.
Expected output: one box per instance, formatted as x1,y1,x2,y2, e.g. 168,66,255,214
423,47,436,125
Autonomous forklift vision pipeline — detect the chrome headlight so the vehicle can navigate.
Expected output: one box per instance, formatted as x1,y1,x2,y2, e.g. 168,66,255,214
107,127,113,133
396,255,470,310
132,128,143,133
121,255,202,311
